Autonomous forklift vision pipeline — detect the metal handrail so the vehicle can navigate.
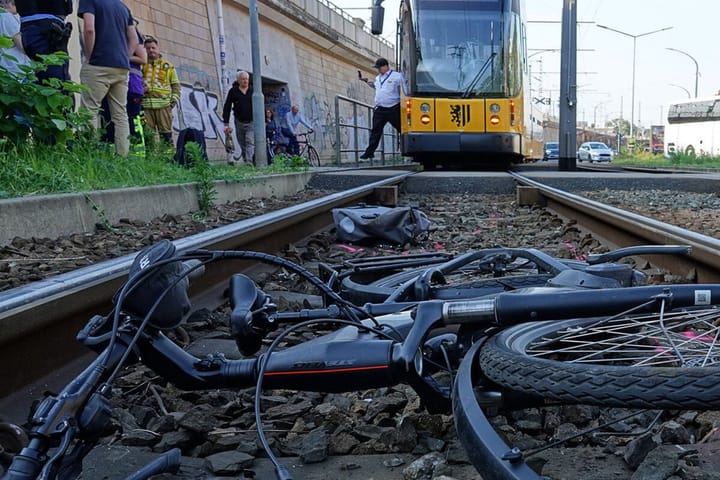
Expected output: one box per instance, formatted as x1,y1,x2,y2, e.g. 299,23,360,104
334,95,400,166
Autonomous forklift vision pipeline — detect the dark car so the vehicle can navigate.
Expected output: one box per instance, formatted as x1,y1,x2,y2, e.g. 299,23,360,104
543,141,559,161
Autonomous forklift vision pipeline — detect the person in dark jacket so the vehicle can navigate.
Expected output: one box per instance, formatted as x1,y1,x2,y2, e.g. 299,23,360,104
16,0,73,83
222,70,253,165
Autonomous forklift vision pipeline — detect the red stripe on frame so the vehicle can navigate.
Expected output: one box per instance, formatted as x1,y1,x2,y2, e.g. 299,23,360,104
263,365,389,376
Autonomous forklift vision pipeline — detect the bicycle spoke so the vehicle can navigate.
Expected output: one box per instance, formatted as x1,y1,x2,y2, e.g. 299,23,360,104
526,308,720,367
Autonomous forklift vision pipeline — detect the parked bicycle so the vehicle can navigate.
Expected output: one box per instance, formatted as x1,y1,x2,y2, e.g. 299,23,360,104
266,131,319,167
295,132,319,167
2,240,717,480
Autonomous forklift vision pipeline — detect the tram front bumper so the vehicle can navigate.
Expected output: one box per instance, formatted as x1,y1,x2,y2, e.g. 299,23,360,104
402,132,521,156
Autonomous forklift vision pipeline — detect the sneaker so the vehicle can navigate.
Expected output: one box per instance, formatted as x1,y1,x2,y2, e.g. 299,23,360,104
359,153,374,159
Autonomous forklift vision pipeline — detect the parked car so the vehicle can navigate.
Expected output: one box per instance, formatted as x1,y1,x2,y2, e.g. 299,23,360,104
543,141,559,161
577,142,613,162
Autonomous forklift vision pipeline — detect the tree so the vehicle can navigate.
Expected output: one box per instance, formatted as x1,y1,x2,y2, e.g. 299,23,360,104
605,117,631,137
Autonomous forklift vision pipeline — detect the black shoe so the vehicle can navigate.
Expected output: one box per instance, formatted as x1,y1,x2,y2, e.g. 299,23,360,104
359,153,374,159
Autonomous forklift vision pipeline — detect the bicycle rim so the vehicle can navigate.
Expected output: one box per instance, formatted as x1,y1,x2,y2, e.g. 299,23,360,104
306,146,319,167
479,307,720,409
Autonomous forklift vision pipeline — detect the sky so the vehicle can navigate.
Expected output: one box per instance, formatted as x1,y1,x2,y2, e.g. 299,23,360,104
330,0,719,129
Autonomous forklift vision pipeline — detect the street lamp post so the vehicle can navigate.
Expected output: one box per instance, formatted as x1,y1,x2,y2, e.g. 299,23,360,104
596,24,673,138
666,47,699,98
668,83,691,99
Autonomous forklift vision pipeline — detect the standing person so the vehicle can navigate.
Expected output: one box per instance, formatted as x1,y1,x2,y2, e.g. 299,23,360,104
15,0,72,83
0,0,30,77
101,22,146,156
281,104,313,156
141,35,180,145
359,57,405,160
78,0,137,157
222,70,253,165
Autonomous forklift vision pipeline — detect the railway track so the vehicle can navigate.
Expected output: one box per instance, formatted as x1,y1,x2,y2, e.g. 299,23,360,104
2,168,720,478
0,173,411,402
511,172,720,283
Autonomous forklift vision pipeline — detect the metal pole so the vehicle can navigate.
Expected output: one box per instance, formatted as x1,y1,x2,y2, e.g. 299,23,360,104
249,0,268,167
596,25,673,139
216,0,227,99
558,0,576,171
630,37,636,138
666,47,699,97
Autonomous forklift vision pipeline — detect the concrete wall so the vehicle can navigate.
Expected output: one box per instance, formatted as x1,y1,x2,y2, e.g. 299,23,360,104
68,0,394,162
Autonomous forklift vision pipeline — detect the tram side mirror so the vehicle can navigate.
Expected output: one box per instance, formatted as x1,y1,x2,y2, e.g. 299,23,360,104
371,5,384,35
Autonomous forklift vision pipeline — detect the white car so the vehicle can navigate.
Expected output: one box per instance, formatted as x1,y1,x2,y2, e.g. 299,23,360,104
577,142,614,162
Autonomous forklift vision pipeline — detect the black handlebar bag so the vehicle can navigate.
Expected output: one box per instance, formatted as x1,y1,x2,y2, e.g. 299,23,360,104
332,205,431,245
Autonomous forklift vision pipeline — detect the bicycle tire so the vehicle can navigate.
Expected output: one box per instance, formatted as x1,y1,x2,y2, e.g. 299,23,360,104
479,310,720,410
305,145,320,167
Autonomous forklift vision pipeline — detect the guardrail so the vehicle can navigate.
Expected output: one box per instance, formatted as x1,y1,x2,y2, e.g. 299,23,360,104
334,94,400,166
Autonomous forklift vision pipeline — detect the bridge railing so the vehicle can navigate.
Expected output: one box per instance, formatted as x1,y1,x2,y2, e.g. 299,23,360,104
289,0,394,51
334,95,400,166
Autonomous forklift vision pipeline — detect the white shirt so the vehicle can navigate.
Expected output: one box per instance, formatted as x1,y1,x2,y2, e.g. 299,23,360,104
0,10,30,77
373,70,406,108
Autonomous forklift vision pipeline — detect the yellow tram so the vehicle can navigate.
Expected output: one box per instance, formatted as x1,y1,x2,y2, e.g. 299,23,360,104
373,0,538,169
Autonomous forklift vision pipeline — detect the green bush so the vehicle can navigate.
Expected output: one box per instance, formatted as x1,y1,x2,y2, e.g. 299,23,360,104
0,38,93,146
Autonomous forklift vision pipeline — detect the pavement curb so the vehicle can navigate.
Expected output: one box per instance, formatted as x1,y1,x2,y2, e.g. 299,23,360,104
0,172,312,246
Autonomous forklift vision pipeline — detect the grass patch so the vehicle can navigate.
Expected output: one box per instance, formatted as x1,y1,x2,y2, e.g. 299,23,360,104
612,151,720,169
0,136,308,200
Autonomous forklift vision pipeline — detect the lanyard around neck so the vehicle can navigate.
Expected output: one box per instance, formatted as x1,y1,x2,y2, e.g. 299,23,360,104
379,70,393,88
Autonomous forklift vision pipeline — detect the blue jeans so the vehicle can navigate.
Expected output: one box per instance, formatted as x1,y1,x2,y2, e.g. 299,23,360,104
281,127,299,155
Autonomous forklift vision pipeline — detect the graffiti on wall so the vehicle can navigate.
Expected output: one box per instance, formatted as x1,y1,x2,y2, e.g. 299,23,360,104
166,64,390,161
172,64,233,153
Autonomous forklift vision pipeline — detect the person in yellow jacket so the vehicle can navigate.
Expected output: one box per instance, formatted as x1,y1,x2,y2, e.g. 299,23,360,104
141,35,180,145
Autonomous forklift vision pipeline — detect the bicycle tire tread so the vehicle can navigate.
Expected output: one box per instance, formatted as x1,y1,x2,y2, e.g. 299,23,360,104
479,323,720,410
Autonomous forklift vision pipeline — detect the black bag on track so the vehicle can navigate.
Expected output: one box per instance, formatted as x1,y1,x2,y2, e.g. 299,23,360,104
332,205,431,245
174,128,208,167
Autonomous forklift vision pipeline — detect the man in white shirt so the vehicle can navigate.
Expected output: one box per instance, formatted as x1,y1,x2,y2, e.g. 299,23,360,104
282,104,313,155
359,57,405,160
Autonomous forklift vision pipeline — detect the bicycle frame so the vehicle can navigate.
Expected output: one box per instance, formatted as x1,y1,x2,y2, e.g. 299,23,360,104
3,242,717,480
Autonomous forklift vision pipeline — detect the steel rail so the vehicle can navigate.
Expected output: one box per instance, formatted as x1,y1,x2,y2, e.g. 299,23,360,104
0,173,413,399
511,172,720,283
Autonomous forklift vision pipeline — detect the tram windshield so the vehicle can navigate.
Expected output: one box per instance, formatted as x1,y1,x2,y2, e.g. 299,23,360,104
410,3,514,96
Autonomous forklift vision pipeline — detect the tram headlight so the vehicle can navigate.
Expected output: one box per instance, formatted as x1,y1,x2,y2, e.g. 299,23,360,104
489,115,501,125
490,103,501,114
420,103,431,113
421,114,431,125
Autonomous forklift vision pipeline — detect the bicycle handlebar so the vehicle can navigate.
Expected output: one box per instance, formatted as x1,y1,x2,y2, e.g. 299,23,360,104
442,283,720,325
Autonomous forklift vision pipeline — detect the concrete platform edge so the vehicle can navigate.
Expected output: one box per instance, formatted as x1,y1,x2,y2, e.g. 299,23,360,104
0,172,312,246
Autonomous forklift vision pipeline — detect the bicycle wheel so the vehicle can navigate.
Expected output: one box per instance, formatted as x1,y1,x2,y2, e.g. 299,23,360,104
339,248,573,304
305,145,320,167
479,307,720,409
